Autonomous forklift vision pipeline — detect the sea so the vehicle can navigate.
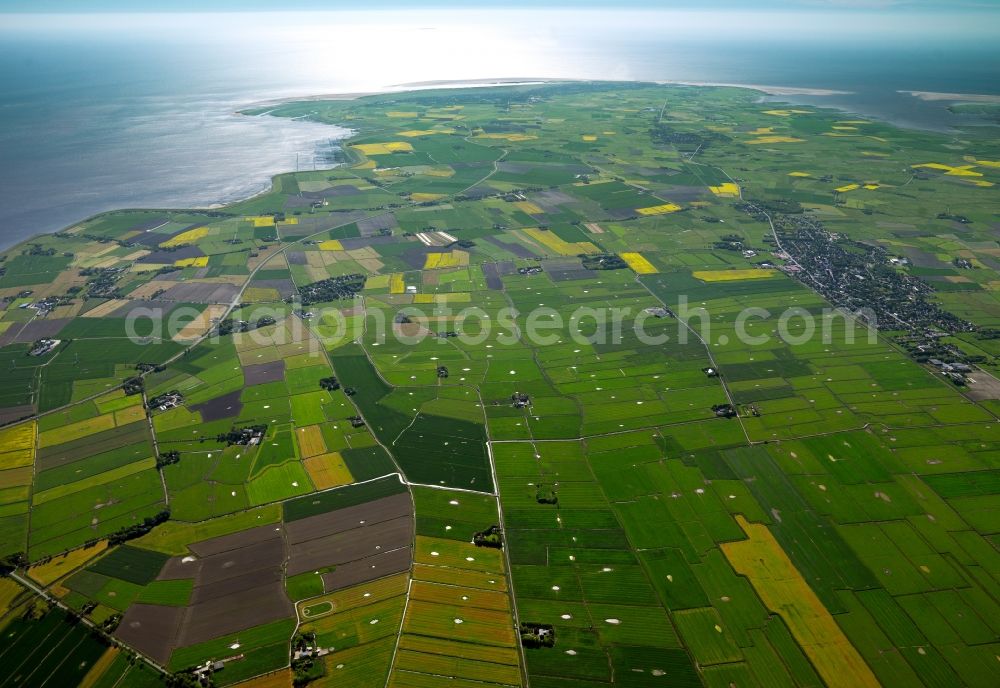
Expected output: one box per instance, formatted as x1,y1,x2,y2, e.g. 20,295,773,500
0,9,997,249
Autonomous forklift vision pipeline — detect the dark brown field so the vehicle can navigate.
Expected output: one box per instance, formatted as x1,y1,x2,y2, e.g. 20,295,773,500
242,360,286,387
116,492,413,663
320,546,412,591
177,526,292,647
191,389,243,422
115,603,185,665
287,515,412,576
36,423,150,471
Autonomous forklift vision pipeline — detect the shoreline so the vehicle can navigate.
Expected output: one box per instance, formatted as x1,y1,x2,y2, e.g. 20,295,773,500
663,80,851,97
9,78,996,254
900,90,1000,104
239,78,572,110
240,77,854,111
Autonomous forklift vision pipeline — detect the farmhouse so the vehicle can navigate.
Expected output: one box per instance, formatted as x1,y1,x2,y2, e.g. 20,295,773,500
712,403,737,418
28,338,59,356
147,391,183,411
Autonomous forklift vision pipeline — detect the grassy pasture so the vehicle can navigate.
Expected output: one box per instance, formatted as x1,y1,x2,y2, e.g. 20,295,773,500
5,82,1000,687
0,608,108,687
722,516,879,688
87,545,169,585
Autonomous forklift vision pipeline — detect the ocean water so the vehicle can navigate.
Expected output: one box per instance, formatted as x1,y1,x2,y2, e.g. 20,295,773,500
0,9,997,249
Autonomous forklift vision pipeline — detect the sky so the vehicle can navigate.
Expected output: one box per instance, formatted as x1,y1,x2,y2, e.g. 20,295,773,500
2,0,998,10
2,0,997,47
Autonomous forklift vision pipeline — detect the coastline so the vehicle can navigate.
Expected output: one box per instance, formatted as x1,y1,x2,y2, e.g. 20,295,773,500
238,78,582,110
240,78,1000,121
10,78,998,254
241,77,854,111
663,80,851,97
901,90,1000,104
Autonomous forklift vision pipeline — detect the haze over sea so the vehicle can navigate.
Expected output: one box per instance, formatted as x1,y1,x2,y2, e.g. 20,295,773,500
1,9,997,249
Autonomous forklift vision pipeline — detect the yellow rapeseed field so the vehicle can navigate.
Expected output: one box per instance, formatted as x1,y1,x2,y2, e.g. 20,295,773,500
28,541,108,586
159,226,208,248
303,452,353,490
473,133,538,142
0,422,36,469
912,163,983,177
424,251,469,269
411,193,446,202
424,252,457,269
247,216,275,227
523,228,599,256
515,201,544,214
709,183,740,197
636,203,682,215
386,111,419,118
318,240,344,251
620,252,658,274
694,269,777,282
173,256,209,268
723,516,879,688
389,273,406,294
398,129,454,137
746,136,805,145
353,142,414,155
788,172,812,177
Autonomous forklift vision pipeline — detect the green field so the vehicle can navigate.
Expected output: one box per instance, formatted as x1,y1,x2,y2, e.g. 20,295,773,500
1,80,999,688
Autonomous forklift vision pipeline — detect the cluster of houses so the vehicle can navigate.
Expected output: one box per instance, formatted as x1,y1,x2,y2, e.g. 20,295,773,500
928,358,973,385
18,296,62,317
28,338,59,357
191,651,251,683
293,645,331,662
220,425,267,446
147,391,183,412
511,392,531,409
643,306,673,318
